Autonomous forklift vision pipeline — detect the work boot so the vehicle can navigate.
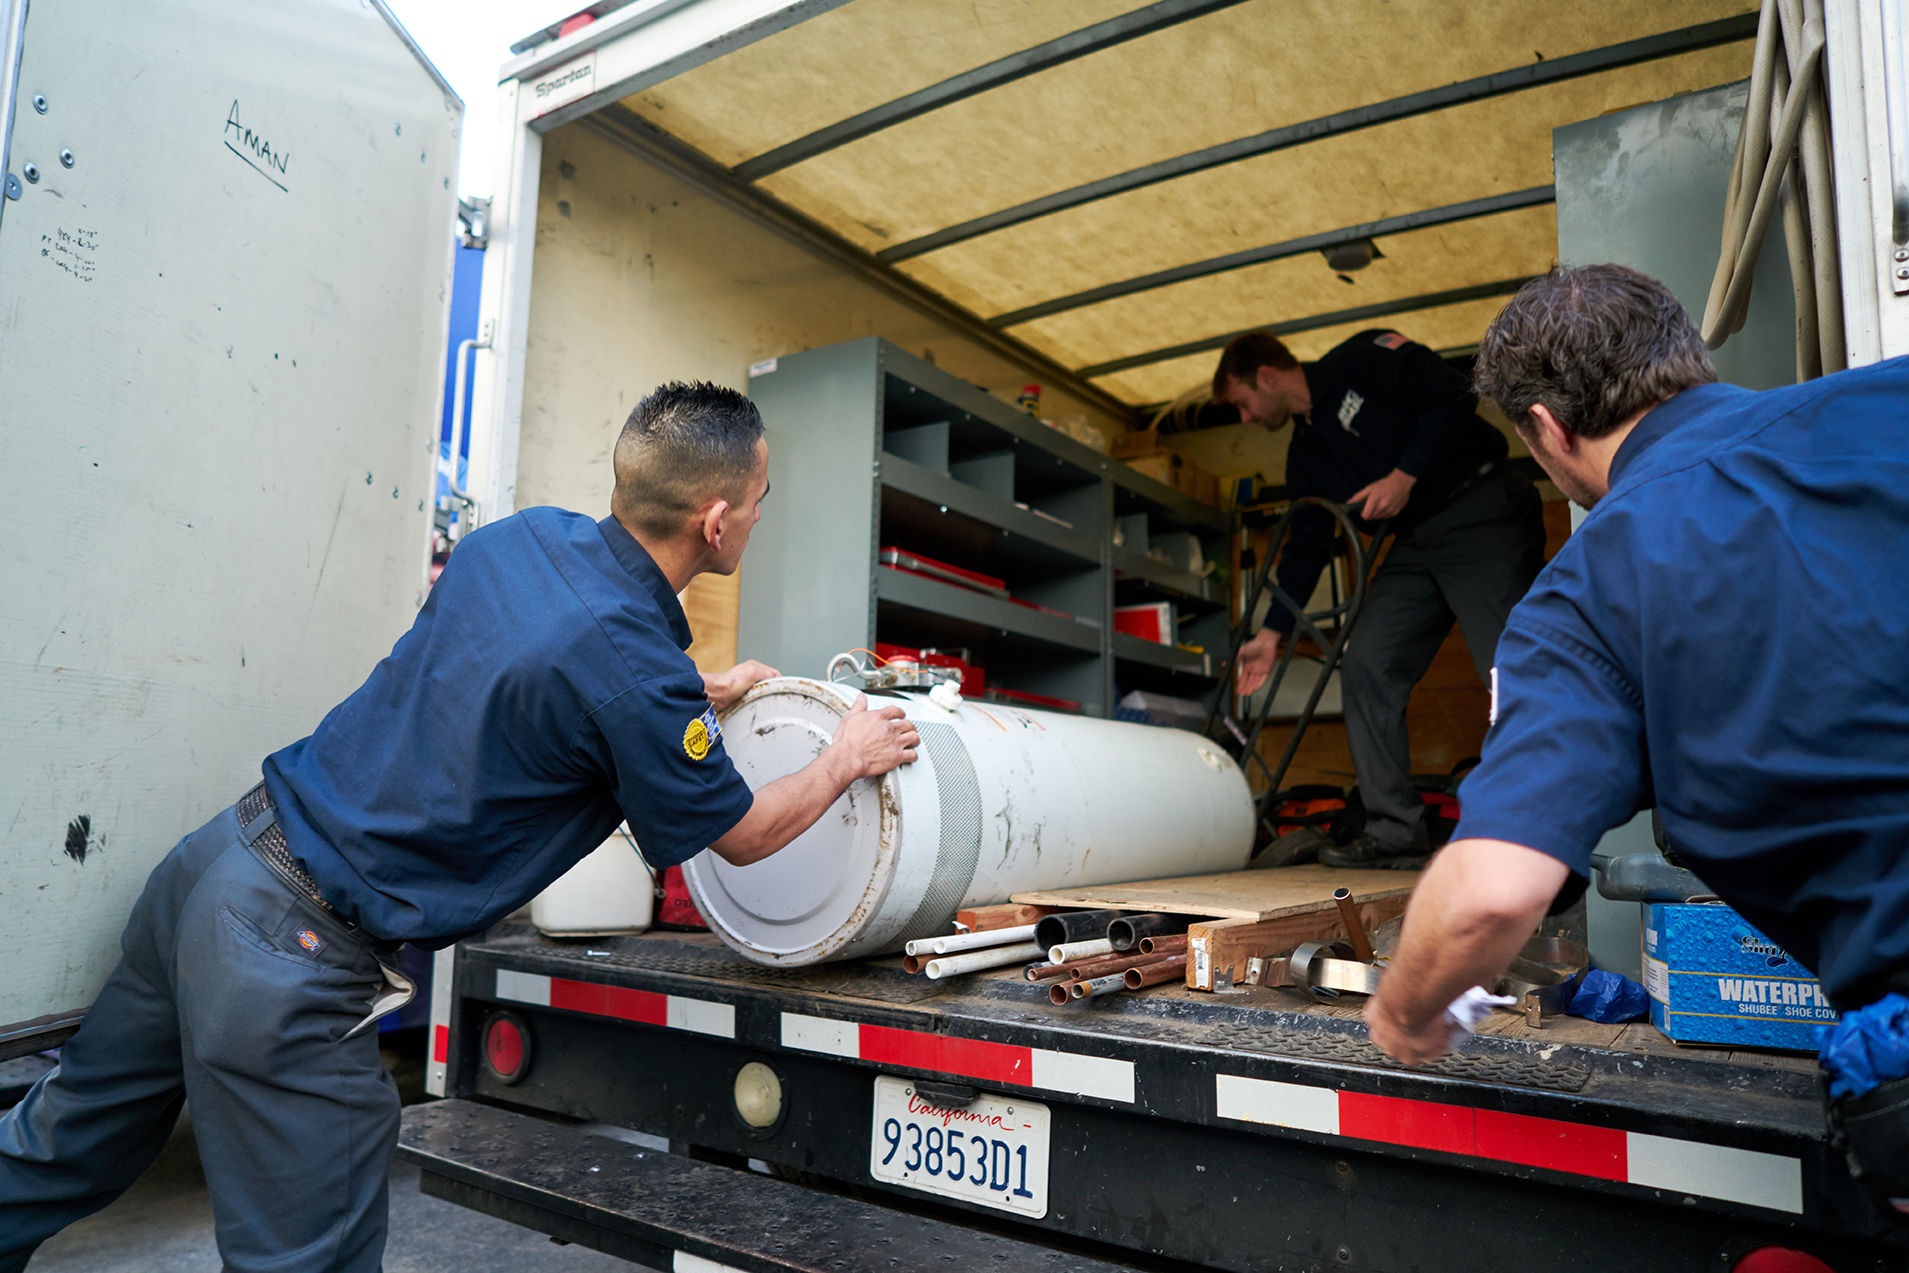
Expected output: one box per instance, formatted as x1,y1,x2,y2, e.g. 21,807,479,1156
1320,832,1430,871
1249,826,1331,870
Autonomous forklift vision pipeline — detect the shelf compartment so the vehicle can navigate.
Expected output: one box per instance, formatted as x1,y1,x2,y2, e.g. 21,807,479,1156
881,452,1100,564
1112,632,1212,676
877,566,1101,653
1111,548,1222,609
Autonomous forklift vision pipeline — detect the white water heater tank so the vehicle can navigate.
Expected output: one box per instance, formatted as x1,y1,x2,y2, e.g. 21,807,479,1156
684,677,1252,967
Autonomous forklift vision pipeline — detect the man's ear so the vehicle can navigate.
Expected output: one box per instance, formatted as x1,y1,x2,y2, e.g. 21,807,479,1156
1526,403,1575,455
699,499,731,552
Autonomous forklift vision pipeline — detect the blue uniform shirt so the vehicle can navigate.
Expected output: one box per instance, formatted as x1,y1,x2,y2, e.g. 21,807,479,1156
261,507,755,947
1454,357,1909,1005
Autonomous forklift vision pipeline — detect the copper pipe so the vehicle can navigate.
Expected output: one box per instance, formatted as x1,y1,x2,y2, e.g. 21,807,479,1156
1139,933,1190,956
903,953,925,974
1024,961,1074,982
1062,949,1176,982
1048,982,1074,1006
1333,887,1376,964
1124,954,1189,989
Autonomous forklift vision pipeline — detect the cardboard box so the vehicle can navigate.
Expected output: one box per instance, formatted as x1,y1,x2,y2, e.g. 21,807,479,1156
1119,447,1221,506
1641,902,1837,1052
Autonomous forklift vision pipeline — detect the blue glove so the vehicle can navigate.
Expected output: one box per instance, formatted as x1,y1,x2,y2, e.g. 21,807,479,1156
1566,969,1650,1023
1816,992,1909,1101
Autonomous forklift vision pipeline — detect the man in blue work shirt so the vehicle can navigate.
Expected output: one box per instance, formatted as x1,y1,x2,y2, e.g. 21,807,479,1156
0,381,922,1272
1212,328,1546,867
1365,265,1909,1227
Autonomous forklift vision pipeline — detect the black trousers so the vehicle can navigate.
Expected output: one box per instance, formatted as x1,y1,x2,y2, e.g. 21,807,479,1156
1341,467,1547,850
0,800,410,1272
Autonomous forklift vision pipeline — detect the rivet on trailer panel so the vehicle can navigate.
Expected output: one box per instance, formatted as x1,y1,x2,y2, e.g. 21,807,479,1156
32,94,47,113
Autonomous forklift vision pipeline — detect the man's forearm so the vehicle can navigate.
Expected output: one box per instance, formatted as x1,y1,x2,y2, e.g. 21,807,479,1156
711,750,860,865
1366,839,1568,1062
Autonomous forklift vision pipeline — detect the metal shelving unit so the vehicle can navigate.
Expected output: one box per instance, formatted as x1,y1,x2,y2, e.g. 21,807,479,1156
740,337,1230,718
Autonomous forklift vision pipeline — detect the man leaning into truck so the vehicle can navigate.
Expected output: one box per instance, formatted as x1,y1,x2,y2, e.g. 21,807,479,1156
1365,265,1909,1229
1212,327,1547,868
0,381,922,1272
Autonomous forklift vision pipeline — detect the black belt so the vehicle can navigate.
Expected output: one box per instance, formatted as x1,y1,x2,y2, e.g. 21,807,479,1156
237,783,339,918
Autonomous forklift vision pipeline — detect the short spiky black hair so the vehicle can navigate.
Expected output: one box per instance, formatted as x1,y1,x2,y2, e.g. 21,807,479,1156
611,381,764,539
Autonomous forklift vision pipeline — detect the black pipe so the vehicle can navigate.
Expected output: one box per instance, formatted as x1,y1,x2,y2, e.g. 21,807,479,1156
1107,913,1191,951
1034,910,1123,950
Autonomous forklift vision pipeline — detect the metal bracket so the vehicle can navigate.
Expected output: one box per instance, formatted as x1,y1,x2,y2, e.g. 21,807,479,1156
458,195,490,249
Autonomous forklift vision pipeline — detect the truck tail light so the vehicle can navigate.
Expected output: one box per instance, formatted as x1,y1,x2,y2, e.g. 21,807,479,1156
482,1010,532,1085
1731,1247,1835,1273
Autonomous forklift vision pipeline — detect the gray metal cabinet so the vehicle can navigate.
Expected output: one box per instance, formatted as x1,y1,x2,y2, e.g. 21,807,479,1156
741,338,1228,718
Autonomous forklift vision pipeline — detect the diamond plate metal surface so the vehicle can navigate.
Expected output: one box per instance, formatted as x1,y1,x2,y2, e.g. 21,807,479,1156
1221,1024,1590,1093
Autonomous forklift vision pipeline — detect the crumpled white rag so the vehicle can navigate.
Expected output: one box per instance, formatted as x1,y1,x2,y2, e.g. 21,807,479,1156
1444,986,1517,1050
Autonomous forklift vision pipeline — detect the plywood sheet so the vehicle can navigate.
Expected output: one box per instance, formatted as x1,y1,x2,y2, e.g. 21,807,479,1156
1011,864,1416,920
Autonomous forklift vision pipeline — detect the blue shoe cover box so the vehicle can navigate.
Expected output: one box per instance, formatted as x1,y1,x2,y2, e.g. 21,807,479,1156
1641,902,1837,1052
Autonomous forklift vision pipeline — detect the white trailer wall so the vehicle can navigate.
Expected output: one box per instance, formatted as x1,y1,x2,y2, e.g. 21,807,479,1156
513,120,1132,666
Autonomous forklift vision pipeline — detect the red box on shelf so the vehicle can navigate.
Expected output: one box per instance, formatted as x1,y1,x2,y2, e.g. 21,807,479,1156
877,547,1008,599
1114,601,1176,645
982,687,1081,713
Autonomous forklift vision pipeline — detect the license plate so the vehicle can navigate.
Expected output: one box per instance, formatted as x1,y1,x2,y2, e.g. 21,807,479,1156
868,1075,1050,1218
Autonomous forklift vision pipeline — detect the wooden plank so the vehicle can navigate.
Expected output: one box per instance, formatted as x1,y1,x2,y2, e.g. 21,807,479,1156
955,902,1062,933
1011,864,1416,922
1185,896,1409,990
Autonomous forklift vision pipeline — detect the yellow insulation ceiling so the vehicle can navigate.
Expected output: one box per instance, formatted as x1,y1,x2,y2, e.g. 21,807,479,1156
614,0,1759,405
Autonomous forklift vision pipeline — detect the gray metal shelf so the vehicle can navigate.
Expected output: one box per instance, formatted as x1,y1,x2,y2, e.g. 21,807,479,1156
876,567,1101,653
1110,548,1221,608
880,452,1100,564
741,336,1233,715
1111,632,1211,675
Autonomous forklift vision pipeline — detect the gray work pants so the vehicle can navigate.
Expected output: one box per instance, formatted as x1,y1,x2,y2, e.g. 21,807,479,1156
1341,468,1547,850
0,801,405,1272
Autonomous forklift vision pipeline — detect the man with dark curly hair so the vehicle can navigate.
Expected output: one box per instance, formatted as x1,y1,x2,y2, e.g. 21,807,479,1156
1365,264,1909,1229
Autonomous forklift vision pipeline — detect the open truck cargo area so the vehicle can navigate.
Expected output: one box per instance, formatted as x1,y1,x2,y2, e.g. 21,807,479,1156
417,925,1902,1271
10,0,1909,1267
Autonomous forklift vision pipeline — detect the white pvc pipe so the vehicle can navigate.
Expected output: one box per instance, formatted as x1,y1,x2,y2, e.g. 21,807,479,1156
903,923,1039,958
924,942,1045,980
1050,938,1114,965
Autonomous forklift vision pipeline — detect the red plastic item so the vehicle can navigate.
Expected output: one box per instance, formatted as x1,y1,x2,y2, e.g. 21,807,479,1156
878,547,1008,597
556,11,596,38
874,642,985,695
653,865,708,931
983,687,1081,712
1114,601,1173,644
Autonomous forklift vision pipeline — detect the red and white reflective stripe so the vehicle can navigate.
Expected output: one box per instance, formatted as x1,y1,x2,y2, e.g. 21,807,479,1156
1215,1074,1802,1213
495,970,736,1039
425,948,457,1097
781,1012,1134,1103
673,1251,745,1273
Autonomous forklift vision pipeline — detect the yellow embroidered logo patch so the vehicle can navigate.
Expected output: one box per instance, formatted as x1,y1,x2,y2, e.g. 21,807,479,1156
682,705,721,761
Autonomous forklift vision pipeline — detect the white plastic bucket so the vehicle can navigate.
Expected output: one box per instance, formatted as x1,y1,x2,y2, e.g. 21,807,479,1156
684,677,1252,967
530,825,655,937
